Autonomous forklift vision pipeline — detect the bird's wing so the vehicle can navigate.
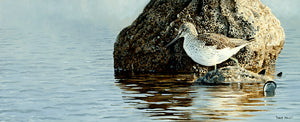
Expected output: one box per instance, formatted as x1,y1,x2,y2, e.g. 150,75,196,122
227,38,252,47
198,33,235,49
199,33,253,48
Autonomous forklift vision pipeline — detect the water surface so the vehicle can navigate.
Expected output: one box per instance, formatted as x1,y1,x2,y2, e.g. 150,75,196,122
0,0,299,121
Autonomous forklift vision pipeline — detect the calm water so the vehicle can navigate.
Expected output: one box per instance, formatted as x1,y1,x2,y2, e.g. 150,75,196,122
0,1,299,122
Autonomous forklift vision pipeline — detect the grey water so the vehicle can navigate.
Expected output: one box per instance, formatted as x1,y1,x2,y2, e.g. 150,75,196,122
0,0,299,121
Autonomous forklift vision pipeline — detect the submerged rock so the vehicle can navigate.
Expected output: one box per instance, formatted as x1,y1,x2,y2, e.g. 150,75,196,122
194,66,272,85
114,0,285,73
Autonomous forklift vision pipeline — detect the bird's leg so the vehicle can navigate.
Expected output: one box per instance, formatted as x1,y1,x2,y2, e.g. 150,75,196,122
214,64,217,71
230,57,239,66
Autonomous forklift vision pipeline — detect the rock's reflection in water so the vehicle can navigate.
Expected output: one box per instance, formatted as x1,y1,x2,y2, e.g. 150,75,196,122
115,73,275,121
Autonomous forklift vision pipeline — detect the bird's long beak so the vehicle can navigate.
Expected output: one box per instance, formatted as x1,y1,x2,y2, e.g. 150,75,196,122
165,32,182,48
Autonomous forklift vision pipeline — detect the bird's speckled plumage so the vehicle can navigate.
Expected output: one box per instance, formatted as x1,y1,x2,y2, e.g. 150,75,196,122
166,22,252,68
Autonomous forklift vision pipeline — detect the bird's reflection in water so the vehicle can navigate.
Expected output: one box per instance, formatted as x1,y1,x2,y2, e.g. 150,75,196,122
115,72,275,121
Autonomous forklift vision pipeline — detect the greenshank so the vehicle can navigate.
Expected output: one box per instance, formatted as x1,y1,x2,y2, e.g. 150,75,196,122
165,22,253,70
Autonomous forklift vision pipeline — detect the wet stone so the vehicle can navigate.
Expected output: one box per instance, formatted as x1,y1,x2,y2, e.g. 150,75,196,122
194,66,273,85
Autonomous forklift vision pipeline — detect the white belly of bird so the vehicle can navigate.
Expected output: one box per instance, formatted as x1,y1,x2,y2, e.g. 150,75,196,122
183,39,246,66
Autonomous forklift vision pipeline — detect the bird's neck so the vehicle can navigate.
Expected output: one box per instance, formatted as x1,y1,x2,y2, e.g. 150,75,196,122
183,30,198,41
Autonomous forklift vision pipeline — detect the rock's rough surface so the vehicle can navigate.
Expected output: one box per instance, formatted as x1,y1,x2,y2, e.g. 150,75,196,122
114,0,285,73
194,66,272,85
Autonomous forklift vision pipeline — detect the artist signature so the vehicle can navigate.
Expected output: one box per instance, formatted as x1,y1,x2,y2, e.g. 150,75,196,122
276,115,293,119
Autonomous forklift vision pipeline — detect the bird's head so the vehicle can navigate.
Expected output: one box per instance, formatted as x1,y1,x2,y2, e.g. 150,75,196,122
165,22,197,48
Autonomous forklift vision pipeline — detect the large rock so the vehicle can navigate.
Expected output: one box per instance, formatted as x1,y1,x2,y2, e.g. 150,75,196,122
114,0,285,73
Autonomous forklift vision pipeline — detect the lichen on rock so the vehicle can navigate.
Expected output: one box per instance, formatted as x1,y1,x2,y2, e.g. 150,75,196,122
114,0,285,73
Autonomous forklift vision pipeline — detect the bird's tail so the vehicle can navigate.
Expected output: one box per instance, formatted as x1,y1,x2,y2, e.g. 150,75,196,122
231,43,248,53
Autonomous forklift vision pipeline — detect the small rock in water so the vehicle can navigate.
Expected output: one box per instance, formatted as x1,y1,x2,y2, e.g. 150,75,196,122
263,81,277,92
263,81,277,97
258,69,266,75
277,72,283,77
